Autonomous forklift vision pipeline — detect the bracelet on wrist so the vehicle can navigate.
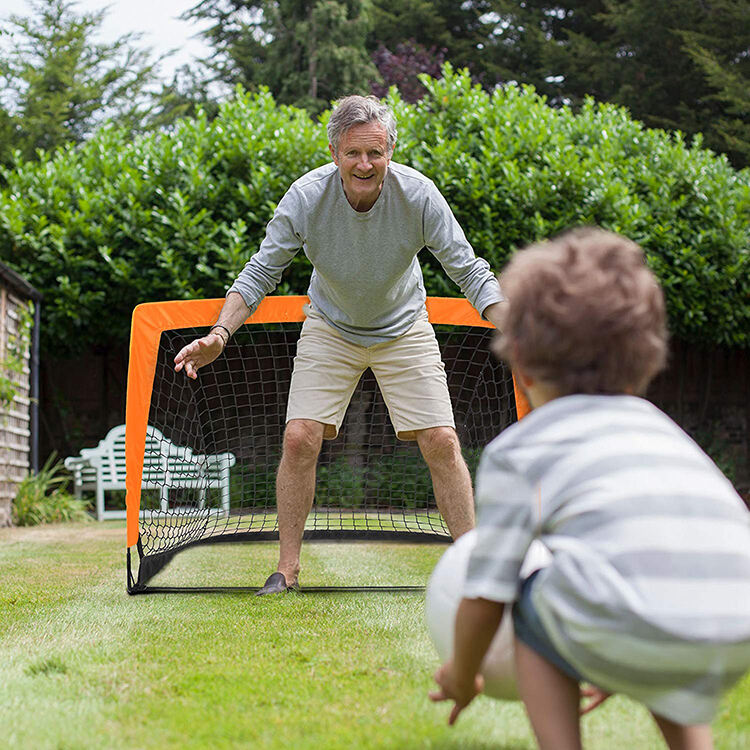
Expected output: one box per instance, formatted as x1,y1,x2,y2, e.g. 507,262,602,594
209,325,230,350
209,331,228,349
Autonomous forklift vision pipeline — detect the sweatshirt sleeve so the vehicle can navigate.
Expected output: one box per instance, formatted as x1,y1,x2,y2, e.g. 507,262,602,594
423,184,504,317
226,187,306,314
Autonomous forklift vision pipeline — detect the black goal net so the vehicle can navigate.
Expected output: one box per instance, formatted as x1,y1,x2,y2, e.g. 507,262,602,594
126,304,519,593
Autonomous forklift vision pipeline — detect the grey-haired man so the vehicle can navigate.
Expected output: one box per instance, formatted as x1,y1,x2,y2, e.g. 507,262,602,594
175,95,505,594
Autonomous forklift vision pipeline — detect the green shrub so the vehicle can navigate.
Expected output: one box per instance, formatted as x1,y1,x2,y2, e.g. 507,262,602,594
394,66,750,346
1,66,748,354
230,460,279,509
0,90,328,356
690,428,740,485
12,454,91,526
230,447,482,510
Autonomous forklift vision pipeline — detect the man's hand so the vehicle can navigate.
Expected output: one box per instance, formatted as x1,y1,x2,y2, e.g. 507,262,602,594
174,333,225,379
579,684,612,715
429,659,483,726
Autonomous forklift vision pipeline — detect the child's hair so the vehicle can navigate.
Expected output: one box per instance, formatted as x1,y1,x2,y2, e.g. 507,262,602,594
493,227,668,396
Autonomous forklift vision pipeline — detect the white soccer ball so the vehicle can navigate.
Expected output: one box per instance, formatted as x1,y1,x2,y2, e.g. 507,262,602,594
426,529,551,701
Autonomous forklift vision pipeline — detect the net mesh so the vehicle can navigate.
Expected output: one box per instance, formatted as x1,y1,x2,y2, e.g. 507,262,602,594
128,321,517,590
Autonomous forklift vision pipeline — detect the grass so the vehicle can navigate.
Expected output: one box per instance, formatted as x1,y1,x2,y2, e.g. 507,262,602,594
1,523,748,749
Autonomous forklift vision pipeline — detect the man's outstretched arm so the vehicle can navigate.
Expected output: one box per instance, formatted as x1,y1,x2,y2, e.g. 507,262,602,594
482,301,506,331
174,292,251,379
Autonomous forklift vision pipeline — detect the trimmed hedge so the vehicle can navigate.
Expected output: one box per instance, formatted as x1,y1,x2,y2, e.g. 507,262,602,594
1,65,748,355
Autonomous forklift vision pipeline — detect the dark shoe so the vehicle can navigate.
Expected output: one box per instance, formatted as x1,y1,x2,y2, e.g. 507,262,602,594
255,572,300,596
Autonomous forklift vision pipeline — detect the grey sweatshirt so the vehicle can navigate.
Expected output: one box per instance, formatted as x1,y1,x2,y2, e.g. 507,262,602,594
228,161,503,347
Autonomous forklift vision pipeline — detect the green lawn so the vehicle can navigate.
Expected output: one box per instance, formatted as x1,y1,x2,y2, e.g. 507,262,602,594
1,522,748,749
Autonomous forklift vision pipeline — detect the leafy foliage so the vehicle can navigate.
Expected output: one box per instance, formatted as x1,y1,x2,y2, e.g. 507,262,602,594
368,0,502,86
315,453,435,509
680,26,750,167
185,0,378,114
371,40,446,103
489,0,750,168
0,300,33,409
0,67,748,358
0,0,163,165
12,453,90,525
0,90,328,355
186,1,509,108
394,68,750,347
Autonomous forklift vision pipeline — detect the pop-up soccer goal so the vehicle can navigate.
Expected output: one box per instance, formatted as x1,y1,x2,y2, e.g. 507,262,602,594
125,296,528,593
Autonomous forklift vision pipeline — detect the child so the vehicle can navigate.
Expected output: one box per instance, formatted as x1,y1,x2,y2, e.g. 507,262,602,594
429,228,750,750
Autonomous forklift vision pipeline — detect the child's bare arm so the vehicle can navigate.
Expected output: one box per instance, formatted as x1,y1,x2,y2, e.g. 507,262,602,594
429,597,505,725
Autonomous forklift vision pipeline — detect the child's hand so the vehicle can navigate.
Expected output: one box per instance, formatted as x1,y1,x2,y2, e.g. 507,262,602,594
429,660,484,725
579,684,612,715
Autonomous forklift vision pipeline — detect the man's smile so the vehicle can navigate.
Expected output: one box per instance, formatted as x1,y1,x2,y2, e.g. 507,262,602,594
330,121,391,211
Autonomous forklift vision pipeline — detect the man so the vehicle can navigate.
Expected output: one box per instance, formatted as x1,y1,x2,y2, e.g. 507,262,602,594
174,95,505,595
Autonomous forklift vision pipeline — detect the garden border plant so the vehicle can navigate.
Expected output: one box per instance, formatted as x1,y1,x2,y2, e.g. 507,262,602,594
11,452,90,526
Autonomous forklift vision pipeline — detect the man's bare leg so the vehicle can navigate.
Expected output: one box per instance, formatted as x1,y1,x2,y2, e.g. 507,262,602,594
651,713,714,750
514,637,582,750
415,426,475,539
275,419,325,585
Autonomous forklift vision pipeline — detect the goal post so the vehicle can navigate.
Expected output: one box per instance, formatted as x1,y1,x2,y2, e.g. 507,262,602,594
125,296,529,593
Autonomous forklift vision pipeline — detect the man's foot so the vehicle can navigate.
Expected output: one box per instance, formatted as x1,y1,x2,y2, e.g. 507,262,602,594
255,572,300,596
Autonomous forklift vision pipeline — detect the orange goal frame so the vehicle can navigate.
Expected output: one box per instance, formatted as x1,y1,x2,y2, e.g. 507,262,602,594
125,296,530,549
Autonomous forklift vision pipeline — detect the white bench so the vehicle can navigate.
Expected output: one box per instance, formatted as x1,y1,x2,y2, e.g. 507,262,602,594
64,424,236,521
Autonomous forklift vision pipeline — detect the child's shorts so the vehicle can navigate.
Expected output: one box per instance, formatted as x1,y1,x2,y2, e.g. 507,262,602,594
512,570,585,682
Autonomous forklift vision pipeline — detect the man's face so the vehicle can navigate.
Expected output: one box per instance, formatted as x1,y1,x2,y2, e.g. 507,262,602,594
329,122,392,211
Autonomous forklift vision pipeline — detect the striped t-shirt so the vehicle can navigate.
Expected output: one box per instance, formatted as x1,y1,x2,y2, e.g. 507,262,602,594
465,394,750,724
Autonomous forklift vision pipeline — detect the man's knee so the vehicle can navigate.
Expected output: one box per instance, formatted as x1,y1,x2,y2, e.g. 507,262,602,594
282,420,324,466
416,426,463,468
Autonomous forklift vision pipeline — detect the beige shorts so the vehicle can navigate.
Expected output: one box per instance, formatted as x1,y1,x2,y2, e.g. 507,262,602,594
286,312,455,441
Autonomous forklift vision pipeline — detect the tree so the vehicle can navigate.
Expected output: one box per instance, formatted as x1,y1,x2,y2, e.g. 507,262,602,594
0,106,19,168
146,64,223,131
185,0,378,113
368,0,505,86
679,6,750,166
0,0,167,163
488,0,750,167
371,40,446,102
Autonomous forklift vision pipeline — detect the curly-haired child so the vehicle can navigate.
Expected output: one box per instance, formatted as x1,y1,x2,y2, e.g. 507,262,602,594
430,228,750,750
